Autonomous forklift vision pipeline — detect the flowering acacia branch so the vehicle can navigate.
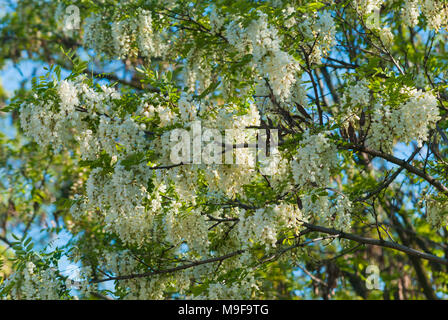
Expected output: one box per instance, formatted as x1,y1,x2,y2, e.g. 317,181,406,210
90,219,448,285
91,249,245,283
4,0,448,300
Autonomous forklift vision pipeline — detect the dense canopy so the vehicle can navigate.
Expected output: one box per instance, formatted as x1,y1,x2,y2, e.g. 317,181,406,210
1,0,448,300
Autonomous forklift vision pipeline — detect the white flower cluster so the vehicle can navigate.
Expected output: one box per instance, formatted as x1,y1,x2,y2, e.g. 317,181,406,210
237,203,303,250
111,18,137,59
99,250,191,299
400,0,448,31
378,27,394,49
209,5,225,34
58,80,79,112
97,116,147,158
353,0,382,16
420,0,448,31
291,131,339,189
297,11,336,64
19,76,144,161
197,102,261,198
342,79,370,107
258,149,289,182
164,206,211,256
20,78,87,149
84,9,166,59
282,5,296,29
2,262,63,300
20,78,185,250
137,10,166,58
366,101,394,152
340,79,370,127
314,11,337,61
83,15,115,57
402,0,420,27
178,93,197,122
331,194,353,232
19,99,62,148
138,94,178,128
393,88,440,147
426,198,448,228
139,97,265,203
76,164,168,246
204,274,260,299
302,191,352,232
366,88,439,150
226,13,300,102
183,47,214,93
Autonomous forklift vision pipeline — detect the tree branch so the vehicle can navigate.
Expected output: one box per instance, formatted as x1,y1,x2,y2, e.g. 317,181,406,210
302,222,448,266
344,144,448,196
91,250,244,283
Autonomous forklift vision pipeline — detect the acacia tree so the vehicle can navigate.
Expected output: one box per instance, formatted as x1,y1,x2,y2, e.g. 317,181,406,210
1,0,448,300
